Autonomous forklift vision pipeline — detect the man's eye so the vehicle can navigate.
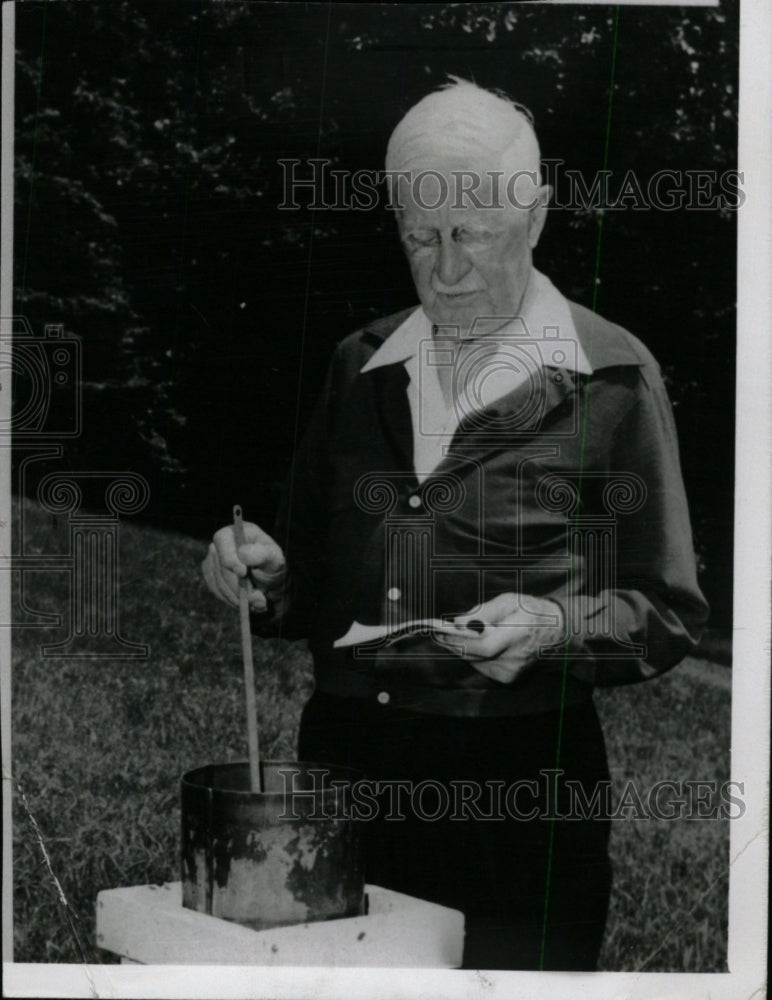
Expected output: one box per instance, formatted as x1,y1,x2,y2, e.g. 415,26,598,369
404,230,440,249
454,227,493,245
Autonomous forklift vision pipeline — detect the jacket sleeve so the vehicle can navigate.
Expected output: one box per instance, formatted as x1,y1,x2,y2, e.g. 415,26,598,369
251,350,340,641
547,366,709,686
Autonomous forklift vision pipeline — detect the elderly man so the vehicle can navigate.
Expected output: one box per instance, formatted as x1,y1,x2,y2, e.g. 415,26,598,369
202,80,708,970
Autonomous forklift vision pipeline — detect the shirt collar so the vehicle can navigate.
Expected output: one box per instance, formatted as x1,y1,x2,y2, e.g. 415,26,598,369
361,269,593,375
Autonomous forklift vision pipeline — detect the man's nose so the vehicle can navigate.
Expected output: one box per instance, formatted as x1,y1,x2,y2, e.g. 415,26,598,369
435,237,471,288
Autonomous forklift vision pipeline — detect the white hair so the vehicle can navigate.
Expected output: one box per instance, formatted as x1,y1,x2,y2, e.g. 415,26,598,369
385,77,541,184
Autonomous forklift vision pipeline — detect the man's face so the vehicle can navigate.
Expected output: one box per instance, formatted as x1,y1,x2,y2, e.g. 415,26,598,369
396,157,549,338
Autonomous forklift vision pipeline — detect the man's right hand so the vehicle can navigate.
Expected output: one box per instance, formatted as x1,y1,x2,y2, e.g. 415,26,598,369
201,522,286,613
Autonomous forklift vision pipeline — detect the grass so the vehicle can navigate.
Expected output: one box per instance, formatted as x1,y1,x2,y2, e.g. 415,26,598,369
10,497,730,970
594,669,730,971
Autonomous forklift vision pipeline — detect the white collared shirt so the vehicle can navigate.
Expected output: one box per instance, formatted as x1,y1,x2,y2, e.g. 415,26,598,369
360,269,593,481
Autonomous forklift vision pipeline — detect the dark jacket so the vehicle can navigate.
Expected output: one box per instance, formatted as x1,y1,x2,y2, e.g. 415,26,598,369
264,300,709,717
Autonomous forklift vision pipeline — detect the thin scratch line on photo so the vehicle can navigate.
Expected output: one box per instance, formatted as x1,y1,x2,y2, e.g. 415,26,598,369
632,825,764,973
11,769,99,991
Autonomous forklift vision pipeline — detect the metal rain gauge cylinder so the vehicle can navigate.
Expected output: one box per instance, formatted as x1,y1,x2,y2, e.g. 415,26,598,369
181,760,365,930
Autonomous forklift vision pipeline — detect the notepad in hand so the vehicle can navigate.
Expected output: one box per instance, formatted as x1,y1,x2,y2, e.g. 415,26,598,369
333,618,453,649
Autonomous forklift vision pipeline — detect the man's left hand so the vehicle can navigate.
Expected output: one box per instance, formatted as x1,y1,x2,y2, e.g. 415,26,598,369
434,592,566,684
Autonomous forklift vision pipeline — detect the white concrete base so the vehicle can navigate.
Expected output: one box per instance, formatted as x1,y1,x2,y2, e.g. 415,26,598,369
96,882,465,967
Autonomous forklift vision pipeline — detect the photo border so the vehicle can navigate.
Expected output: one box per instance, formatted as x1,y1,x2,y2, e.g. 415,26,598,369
1,0,768,996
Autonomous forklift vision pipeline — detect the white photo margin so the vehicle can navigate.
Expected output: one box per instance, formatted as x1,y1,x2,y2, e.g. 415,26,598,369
1,0,768,996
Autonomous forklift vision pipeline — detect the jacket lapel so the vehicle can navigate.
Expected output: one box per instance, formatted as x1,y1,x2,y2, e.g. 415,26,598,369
366,362,416,475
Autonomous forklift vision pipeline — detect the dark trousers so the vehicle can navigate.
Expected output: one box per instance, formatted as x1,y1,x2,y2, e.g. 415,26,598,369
299,690,612,970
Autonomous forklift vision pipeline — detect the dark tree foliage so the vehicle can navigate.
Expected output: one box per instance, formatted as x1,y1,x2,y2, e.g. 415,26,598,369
14,1,737,623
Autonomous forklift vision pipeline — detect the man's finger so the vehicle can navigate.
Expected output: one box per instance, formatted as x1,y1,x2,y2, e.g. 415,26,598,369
246,588,268,612
453,592,521,628
236,540,285,577
213,523,285,577
213,526,246,577
469,658,529,684
439,623,539,661
203,545,272,613
434,629,505,660
202,545,239,607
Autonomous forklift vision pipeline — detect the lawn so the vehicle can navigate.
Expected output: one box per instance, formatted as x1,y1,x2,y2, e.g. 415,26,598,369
10,497,730,970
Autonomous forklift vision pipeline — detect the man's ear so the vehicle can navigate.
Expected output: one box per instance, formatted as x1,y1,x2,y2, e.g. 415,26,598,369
527,184,552,248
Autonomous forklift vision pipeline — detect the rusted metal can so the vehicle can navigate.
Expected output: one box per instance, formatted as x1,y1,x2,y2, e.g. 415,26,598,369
181,760,365,930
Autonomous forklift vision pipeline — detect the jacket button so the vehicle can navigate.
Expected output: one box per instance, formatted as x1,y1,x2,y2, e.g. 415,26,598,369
408,494,422,509
377,691,390,705
387,587,401,601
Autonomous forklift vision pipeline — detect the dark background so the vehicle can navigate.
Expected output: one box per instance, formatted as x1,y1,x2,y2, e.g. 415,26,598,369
12,0,738,627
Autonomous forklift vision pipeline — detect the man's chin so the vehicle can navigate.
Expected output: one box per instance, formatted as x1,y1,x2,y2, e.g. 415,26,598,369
427,301,483,338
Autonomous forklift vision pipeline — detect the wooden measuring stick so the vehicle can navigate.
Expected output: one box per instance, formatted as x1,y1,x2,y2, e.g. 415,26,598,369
232,505,262,793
